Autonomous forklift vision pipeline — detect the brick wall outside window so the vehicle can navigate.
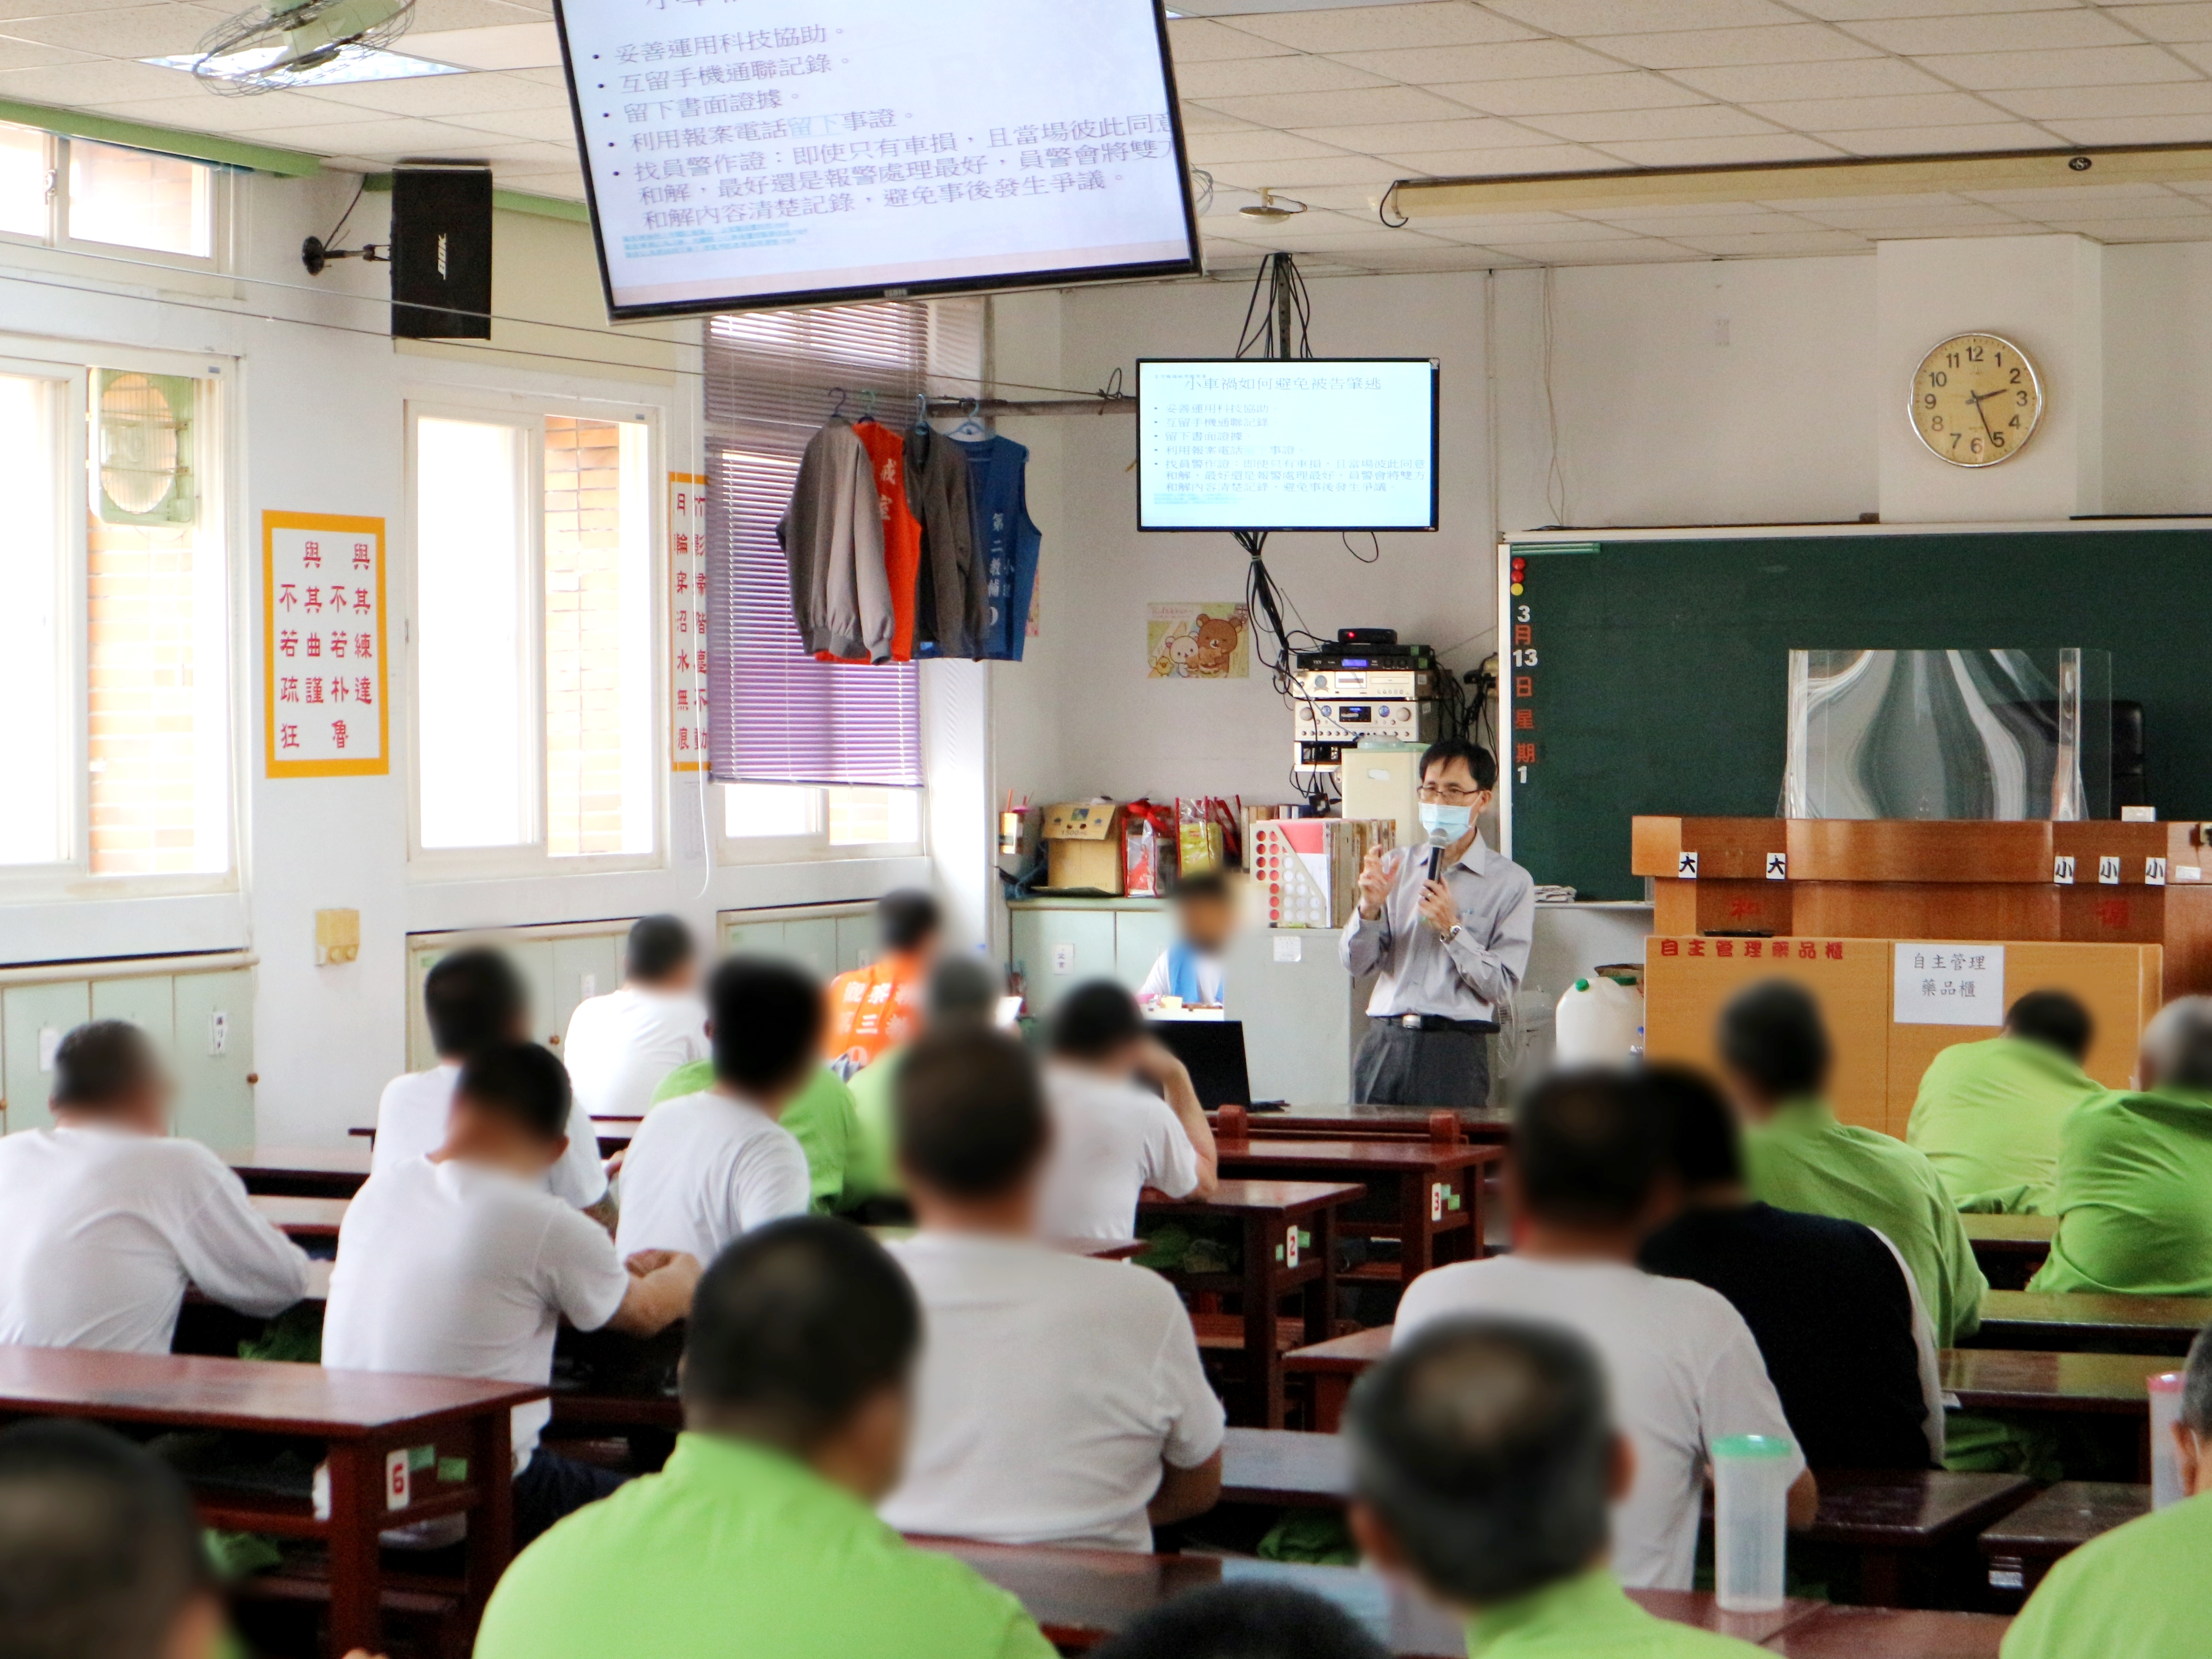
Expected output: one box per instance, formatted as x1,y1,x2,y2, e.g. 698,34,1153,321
543,416,629,858
86,516,201,875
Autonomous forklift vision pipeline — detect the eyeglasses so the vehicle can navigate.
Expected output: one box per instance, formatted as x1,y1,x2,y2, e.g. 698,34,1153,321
1418,784,1487,804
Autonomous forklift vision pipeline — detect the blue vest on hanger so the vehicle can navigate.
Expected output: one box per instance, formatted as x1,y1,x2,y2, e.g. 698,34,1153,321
949,433,1042,661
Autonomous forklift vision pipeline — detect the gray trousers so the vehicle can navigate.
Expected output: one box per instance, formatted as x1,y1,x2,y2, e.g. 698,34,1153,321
1351,1021,1492,1109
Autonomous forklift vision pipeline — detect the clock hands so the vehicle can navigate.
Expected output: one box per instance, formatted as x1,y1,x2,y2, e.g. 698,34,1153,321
1965,386,1997,444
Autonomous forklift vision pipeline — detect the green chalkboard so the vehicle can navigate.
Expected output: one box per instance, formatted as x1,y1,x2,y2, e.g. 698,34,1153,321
1505,529,2212,901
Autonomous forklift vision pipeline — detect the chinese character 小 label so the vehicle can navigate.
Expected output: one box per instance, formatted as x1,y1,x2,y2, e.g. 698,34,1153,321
263,511,388,778
1893,942,2005,1027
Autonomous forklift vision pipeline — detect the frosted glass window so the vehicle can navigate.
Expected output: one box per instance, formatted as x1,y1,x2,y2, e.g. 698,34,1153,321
0,373,64,865
0,123,49,239
68,141,211,257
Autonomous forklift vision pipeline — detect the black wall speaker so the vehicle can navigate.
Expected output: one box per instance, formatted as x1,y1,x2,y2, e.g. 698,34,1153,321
391,164,493,340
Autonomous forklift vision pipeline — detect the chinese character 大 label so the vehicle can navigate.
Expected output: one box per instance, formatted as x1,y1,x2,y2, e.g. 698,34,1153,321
1892,942,2005,1028
263,512,388,778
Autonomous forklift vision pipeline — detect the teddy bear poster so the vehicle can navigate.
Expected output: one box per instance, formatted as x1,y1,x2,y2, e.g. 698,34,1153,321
1146,602,1251,680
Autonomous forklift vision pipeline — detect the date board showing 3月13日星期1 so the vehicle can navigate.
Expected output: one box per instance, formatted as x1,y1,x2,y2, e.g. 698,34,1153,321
1910,331,2044,468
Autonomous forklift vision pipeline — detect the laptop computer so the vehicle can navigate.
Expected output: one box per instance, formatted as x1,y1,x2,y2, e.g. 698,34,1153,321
1147,1018,1252,1111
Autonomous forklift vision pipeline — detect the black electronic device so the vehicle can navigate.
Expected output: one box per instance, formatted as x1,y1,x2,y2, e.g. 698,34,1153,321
1147,1019,1251,1111
390,164,493,341
1337,627,1397,646
1294,645,1436,674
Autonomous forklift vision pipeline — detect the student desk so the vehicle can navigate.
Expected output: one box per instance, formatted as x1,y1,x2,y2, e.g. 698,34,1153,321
1137,1179,1363,1430
1210,1139,1501,1291
225,1145,373,1198
1282,1324,1392,1432
863,1226,1148,1262
1977,1481,2151,1600
1939,1349,2168,1418
1762,1606,2011,1658
0,1346,537,1657
592,1116,641,1155
915,1537,1829,1656
1960,1216,2056,1291
251,1194,349,1242
1218,1425,1348,1507
1975,1290,2212,1354
1213,1103,1515,1145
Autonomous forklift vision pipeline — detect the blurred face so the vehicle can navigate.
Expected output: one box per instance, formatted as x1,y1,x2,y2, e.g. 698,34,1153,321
1179,892,1238,955
2177,1420,2212,1498
444,1098,568,1179
815,1382,913,1503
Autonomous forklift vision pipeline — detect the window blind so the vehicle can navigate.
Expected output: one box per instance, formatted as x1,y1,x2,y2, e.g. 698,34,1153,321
704,298,983,788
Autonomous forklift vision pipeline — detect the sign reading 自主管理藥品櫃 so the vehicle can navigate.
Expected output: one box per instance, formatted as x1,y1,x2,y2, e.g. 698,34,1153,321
1892,942,2004,1027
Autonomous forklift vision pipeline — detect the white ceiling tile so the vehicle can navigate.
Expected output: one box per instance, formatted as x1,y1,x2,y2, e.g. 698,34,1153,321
1379,141,1616,172
1840,10,2139,54
444,103,580,141
2041,216,2212,239
235,117,508,156
2004,191,2212,217
497,177,585,201
1666,229,1874,253
1328,37,1622,80
1291,115,1563,150
2164,40,2212,74
1205,155,1401,187
2108,3,2212,44
1764,190,1973,209
0,3,228,56
1378,127,1590,160
1174,54,1392,98
0,35,93,69
1167,16,1297,62
306,68,564,116
1593,211,1821,236
1224,3,1543,52
1785,0,2082,18
1179,107,1262,134
406,0,546,30
1189,128,1360,163
1523,103,1786,142
1472,237,1706,261
1191,84,1483,126
0,56,195,103
2036,111,2212,142
1589,23,1883,69
1584,132,1848,165
1422,70,1708,114
94,88,395,131
1269,181,1405,210
1742,91,2015,126
1793,200,2022,228
405,21,561,70
1966,180,2176,203
1914,45,2201,90
1391,207,1581,227
1481,0,1803,33
501,64,571,88
1431,217,1645,240
1982,80,2212,118
1667,56,1952,99
1815,120,2059,153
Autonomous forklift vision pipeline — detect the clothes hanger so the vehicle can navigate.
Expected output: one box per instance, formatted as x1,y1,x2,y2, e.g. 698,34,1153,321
912,392,931,435
829,387,848,420
859,389,878,420
948,397,989,442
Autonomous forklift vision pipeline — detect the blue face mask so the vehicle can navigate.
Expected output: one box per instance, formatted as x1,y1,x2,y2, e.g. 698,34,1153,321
1419,802,1473,841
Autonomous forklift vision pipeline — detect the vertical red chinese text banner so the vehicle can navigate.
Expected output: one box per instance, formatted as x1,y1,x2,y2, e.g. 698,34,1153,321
263,511,390,778
670,473,709,772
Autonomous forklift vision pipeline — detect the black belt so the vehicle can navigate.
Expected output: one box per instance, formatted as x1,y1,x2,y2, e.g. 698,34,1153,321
1374,1014,1499,1036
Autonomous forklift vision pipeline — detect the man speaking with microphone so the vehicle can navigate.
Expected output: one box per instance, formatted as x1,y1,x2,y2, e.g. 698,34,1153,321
1339,738,1534,1108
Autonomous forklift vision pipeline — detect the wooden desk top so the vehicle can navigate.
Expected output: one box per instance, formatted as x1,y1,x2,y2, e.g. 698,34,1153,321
1977,1481,2151,1559
1763,1604,2010,1659
1804,1469,2035,1548
224,1145,373,1184
864,1228,1146,1262
1960,1216,2058,1248
1217,1106,1515,1142
1139,1179,1367,1219
914,1537,1821,1656
251,1195,349,1239
0,1346,541,1438
1980,1289,2212,1347
1214,1139,1503,1173
1285,1324,1393,1375
1940,1349,2170,1413
1220,1426,1348,1506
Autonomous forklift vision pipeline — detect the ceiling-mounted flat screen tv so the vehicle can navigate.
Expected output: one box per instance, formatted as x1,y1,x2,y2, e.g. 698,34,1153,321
1137,359,1441,532
552,0,1201,321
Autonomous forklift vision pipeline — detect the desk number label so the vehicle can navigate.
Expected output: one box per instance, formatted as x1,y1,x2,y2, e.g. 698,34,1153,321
1284,1225,1299,1270
2098,855,2121,884
2053,856,2075,886
1677,852,1698,878
1766,853,1787,881
2150,858,2168,886
385,1450,412,1512
1431,1182,1445,1222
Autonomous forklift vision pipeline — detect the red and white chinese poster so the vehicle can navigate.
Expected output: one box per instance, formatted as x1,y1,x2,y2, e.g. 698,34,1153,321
263,510,388,778
670,472,709,772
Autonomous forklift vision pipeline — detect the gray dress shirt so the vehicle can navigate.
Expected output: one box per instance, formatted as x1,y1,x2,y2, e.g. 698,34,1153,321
1338,836,1537,1023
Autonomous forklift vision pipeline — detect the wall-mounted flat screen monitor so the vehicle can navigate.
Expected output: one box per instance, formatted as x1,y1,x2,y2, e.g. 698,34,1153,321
1136,359,1441,532
552,0,1201,321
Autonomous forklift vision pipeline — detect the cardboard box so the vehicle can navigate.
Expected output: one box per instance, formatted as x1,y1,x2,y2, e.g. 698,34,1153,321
1041,802,1125,895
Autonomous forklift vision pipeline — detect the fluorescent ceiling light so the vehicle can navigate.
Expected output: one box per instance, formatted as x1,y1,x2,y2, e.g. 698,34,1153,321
144,43,462,85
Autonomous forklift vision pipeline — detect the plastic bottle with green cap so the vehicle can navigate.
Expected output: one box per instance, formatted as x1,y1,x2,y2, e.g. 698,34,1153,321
1711,1433,1793,1611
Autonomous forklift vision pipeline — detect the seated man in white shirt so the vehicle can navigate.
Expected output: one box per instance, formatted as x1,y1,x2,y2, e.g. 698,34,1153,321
325,1042,699,1549
1393,1068,1816,1592
1136,873,1236,1010
1039,982,1217,1241
374,948,612,1226
880,1024,1225,1551
562,914,709,1122
615,956,817,1265
0,1021,307,1356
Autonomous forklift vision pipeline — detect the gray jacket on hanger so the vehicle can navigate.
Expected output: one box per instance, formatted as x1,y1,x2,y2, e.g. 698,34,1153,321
904,423,983,659
779,418,891,662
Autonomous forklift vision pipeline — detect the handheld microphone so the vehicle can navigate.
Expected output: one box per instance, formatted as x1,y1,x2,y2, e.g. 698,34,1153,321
1425,828,1450,885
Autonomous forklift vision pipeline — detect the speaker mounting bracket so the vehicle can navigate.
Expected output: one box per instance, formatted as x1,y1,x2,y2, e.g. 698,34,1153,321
301,235,389,276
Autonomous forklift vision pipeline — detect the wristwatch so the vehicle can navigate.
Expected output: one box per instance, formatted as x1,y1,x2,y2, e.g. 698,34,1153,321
1444,924,1464,945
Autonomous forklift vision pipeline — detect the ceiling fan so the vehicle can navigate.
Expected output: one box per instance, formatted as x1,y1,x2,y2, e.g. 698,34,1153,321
191,0,417,94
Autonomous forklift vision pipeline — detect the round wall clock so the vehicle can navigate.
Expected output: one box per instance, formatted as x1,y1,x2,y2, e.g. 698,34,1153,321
1909,332,2044,468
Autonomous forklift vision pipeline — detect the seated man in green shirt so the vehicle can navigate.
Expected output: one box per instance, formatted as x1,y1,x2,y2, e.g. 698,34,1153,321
1907,989,2103,1214
1345,1316,1764,1658
2003,1317,2212,1659
651,1053,862,1215
475,1215,1056,1659
845,955,1007,1205
2032,997,2212,1297
1720,980,1987,1348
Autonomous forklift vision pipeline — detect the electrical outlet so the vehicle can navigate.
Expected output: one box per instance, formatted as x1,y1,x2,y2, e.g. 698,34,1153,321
580,974,598,1000
37,1027,60,1072
1052,943,1075,975
208,1011,228,1057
